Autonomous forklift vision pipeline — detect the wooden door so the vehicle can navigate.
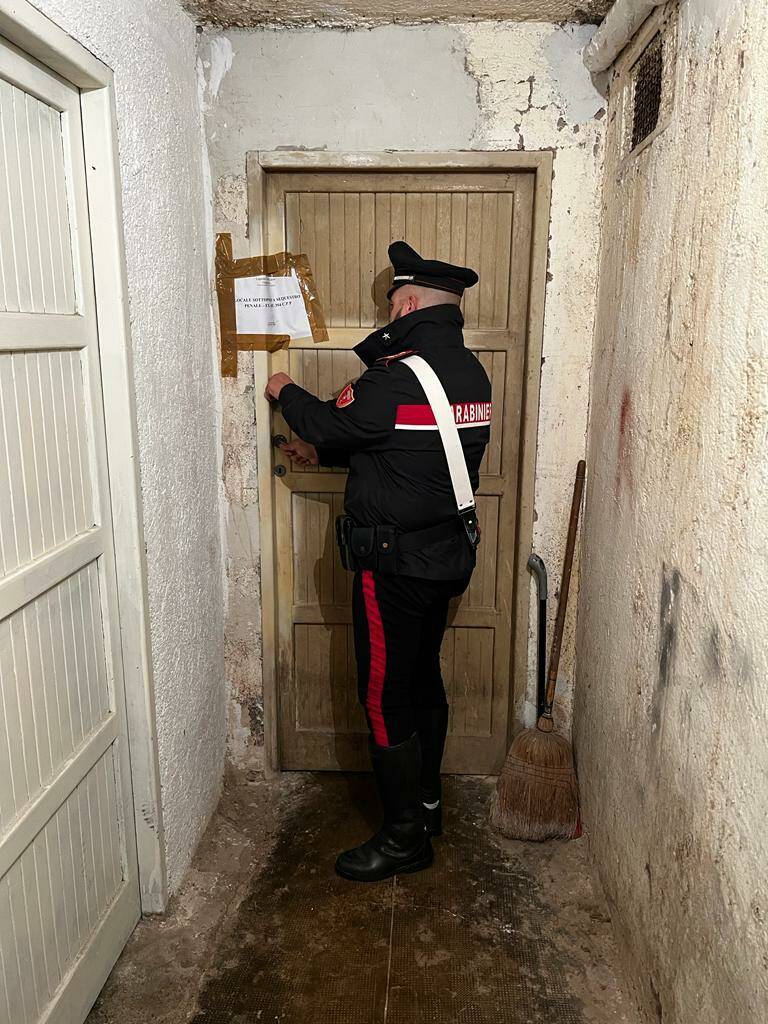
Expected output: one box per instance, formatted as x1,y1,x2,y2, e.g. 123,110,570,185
263,168,534,773
0,37,140,1024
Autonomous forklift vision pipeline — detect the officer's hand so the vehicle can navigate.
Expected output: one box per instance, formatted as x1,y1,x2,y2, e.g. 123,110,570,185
280,439,319,467
265,372,293,401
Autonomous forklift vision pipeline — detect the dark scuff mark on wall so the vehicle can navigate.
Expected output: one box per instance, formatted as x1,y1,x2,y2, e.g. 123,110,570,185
708,623,724,677
650,975,664,1021
652,564,681,735
244,696,264,745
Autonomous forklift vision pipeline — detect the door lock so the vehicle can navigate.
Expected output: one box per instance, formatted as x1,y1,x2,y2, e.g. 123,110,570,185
273,464,287,477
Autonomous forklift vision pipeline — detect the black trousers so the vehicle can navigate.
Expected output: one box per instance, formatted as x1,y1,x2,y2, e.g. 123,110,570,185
352,570,470,748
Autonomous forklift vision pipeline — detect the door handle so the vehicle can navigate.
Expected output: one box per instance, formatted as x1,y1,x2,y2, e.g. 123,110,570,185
273,434,288,477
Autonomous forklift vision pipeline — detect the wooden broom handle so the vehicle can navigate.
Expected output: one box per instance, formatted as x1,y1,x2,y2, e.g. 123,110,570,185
542,460,586,716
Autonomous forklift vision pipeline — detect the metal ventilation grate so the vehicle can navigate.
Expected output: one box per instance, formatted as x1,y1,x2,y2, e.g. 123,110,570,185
630,33,664,151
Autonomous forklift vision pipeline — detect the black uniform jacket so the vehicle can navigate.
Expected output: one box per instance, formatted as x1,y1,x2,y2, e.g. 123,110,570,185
278,304,491,580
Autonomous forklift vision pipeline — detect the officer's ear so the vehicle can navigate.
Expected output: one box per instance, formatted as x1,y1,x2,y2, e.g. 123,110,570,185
391,287,420,319
404,293,420,315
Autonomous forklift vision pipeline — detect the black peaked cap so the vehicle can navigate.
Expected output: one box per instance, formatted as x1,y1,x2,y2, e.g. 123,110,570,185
387,241,479,299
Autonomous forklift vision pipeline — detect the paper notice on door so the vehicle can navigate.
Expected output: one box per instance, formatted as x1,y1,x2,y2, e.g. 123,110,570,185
234,271,313,339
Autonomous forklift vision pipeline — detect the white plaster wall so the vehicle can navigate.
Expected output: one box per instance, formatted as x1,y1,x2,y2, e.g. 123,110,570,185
575,1,768,1020
33,0,226,892
198,21,605,756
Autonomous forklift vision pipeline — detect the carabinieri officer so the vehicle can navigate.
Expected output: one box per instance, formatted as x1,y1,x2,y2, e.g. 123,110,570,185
265,241,491,882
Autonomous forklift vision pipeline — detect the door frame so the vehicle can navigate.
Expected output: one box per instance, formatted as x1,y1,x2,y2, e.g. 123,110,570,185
0,1,167,912
247,149,552,773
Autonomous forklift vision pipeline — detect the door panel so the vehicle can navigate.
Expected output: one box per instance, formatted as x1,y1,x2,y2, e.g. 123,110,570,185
0,78,77,316
0,36,140,1024
0,350,94,575
282,186,516,332
264,167,534,773
0,563,109,822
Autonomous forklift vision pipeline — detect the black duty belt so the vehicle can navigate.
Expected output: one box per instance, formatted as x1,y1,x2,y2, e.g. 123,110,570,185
335,515,466,574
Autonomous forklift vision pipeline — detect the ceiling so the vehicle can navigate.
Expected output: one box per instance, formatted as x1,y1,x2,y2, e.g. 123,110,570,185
182,0,613,29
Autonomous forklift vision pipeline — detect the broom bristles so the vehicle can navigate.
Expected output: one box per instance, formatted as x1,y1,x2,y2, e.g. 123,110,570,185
490,727,579,842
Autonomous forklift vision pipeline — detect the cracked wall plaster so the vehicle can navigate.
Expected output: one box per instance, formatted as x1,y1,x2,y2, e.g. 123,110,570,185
198,21,605,755
33,0,227,893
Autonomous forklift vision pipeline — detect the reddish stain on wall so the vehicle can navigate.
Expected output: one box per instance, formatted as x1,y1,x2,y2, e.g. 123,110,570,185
615,388,634,499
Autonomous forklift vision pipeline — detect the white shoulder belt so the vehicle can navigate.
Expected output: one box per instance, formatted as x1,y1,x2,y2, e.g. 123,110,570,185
401,354,479,549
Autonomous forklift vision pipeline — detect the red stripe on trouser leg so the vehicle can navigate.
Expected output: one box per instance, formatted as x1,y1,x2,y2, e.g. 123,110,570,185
361,570,389,747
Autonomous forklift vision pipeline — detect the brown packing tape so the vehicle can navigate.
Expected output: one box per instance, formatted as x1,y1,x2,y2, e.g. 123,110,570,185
220,333,292,376
215,233,329,377
215,234,236,375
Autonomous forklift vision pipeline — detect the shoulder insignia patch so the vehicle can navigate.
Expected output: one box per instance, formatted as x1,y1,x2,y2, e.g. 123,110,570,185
375,348,416,367
336,382,355,409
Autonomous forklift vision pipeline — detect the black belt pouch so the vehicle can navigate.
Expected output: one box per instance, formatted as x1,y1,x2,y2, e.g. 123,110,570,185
350,525,376,568
335,515,358,571
374,525,398,575
335,516,399,574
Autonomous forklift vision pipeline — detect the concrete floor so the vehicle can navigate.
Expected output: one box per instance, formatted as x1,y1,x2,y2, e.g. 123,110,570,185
87,769,638,1023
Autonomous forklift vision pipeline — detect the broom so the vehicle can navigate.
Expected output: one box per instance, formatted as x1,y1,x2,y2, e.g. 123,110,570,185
490,459,586,841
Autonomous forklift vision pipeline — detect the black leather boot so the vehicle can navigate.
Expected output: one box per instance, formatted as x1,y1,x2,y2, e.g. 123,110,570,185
335,734,433,882
415,706,449,838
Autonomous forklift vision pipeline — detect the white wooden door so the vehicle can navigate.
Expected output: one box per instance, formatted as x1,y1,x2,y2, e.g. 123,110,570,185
0,37,140,1024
